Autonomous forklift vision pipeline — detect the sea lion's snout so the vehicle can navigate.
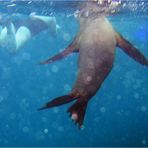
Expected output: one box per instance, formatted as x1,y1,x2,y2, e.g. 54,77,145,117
78,0,122,18
94,0,111,5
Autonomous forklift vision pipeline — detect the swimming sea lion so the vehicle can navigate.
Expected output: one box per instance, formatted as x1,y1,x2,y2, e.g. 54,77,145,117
38,0,148,128
0,13,59,53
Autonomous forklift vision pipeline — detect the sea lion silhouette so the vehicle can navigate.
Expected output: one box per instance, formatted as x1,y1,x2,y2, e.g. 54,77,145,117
38,1,148,128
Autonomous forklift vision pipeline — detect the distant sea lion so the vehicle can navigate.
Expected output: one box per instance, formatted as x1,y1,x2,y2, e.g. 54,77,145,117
38,0,148,128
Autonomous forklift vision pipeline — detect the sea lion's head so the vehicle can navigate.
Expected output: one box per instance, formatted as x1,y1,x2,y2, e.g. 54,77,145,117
75,0,122,19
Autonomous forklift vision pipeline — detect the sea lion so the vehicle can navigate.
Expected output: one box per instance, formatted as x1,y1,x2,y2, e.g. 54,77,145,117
38,0,148,128
0,13,59,53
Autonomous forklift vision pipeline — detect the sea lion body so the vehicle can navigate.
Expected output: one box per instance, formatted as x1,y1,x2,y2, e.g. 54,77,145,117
39,1,148,128
72,16,116,98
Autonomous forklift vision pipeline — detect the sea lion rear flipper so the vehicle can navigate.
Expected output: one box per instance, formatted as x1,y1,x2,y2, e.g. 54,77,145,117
67,99,88,129
39,37,79,64
115,31,148,66
38,94,76,110
38,93,88,129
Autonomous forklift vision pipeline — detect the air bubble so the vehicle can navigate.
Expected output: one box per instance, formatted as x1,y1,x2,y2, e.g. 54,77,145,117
58,126,64,132
44,128,48,134
142,139,147,145
63,33,71,41
141,106,147,112
23,126,29,133
22,52,31,61
53,107,59,113
51,65,59,73
10,113,16,120
117,95,121,100
100,107,106,113
42,117,47,122
64,84,71,91
0,96,4,103
134,93,139,99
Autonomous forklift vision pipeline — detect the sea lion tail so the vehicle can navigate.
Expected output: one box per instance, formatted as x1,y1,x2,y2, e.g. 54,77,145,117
38,94,88,129
38,94,76,111
115,31,148,66
67,99,88,129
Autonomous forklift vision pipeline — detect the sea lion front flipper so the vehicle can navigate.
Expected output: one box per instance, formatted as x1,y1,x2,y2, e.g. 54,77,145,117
39,37,79,64
115,31,148,66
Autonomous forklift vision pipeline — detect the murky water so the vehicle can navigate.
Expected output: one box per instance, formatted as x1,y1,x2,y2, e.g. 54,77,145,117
0,0,148,147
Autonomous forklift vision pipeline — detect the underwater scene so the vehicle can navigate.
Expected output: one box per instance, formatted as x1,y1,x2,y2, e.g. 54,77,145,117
0,0,148,147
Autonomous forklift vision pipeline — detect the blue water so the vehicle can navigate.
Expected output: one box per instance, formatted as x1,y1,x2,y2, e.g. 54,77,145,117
0,0,148,147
